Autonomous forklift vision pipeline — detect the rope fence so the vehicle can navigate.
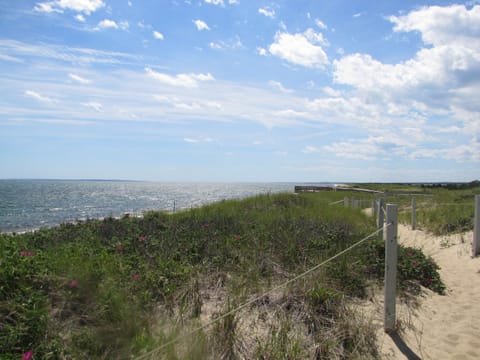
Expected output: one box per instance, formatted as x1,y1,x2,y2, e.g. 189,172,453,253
135,225,390,360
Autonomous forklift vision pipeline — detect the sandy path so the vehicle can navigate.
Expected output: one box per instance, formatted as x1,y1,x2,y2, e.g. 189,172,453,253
371,224,480,359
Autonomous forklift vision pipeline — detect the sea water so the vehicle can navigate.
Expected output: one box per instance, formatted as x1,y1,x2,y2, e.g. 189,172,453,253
0,180,299,233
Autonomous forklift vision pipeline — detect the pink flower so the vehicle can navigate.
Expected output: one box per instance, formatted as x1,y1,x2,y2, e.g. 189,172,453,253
407,252,413,257
70,280,78,288
133,273,140,281
20,250,27,256
23,351,33,360
425,277,432,286
116,244,123,252
139,236,146,242
235,235,241,241
27,252,33,257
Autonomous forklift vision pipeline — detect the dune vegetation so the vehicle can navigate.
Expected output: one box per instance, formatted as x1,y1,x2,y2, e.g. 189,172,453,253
0,190,451,359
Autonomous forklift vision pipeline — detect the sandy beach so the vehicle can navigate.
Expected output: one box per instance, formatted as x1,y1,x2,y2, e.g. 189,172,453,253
368,224,480,359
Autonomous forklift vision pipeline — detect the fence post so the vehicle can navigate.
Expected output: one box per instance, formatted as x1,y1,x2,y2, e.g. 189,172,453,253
372,199,377,218
411,197,416,230
473,195,480,257
377,198,385,240
344,197,349,207
384,204,398,333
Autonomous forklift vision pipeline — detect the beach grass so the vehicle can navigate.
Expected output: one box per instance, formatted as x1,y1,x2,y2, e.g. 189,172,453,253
1,191,446,359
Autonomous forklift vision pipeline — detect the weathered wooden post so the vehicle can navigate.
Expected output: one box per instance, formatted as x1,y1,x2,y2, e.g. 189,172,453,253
384,203,398,333
473,195,480,257
377,198,385,240
344,197,349,207
411,197,416,230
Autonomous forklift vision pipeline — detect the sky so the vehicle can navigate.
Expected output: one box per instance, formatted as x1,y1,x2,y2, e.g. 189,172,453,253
0,0,479,182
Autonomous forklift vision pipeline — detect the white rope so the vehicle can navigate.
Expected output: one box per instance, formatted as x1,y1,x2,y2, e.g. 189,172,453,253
134,225,389,360
329,199,344,205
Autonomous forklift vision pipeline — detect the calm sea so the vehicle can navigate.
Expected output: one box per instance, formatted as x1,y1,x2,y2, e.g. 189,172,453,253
0,180,301,233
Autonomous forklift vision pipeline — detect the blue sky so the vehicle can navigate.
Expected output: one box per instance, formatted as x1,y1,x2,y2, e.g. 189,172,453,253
0,0,479,182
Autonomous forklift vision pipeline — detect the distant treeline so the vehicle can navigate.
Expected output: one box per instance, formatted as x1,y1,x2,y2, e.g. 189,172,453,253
420,180,480,190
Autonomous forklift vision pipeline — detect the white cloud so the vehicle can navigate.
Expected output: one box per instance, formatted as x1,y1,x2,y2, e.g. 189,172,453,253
69,73,90,84
75,14,85,22
81,101,102,111
204,0,224,6
193,19,210,31
34,0,105,15
256,47,267,56
269,29,329,68
24,90,56,104
209,36,243,50
315,19,327,29
323,139,379,161
333,4,480,123
128,0,132,6
258,7,275,18
153,31,164,40
268,80,293,93
145,67,214,88
389,4,480,48
96,19,118,29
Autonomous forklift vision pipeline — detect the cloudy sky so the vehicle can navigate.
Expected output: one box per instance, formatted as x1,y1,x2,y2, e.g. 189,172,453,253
0,0,479,182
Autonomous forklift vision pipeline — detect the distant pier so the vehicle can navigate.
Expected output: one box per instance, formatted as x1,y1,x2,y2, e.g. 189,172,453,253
294,185,383,194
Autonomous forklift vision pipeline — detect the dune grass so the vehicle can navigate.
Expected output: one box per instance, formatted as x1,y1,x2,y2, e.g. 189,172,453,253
0,191,445,359
357,182,479,235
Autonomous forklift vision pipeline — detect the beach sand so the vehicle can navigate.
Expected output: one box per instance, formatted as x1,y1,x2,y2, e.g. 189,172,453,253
368,224,480,359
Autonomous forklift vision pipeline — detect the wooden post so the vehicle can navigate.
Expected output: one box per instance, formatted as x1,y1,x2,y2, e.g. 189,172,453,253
372,199,377,217
411,197,416,230
473,195,480,257
377,198,385,240
344,197,349,207
384,204,398,333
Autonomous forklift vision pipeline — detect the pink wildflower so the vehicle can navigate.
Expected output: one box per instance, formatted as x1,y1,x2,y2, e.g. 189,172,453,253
133,273,140,281
27,252,33,257
116,244,123,252
22,351,33,360
20,250,27,256
425,277,432,286
70,280,78,288
407,252,414,257
139,236,146,242
235,235,241,241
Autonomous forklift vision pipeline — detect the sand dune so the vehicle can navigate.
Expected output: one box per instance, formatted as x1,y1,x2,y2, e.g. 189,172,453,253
371,224,480,359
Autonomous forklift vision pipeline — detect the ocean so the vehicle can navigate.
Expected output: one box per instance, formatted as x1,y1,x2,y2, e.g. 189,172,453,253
0,180,299,233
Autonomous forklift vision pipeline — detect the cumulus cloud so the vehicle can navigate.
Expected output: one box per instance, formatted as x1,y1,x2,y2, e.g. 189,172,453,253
269,29,329,68
34,0,105,14
145,67,214,88
152,30,164,40
24,90,56,103
258,7,275,18
333,3,480,120
256,47,267,56
95,19,129,30
389,4,480,48
193,19,210,31
69,73,90,84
